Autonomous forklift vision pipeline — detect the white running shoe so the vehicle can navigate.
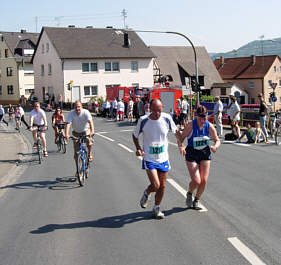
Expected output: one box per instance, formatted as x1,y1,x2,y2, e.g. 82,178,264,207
152,206,164,219
140,189,150,208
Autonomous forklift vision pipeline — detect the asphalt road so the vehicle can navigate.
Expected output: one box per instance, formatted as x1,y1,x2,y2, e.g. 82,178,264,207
0,112,280,265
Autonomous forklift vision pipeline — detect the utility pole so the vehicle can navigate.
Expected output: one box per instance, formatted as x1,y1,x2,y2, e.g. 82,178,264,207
35,16,38,32
121,9,127,29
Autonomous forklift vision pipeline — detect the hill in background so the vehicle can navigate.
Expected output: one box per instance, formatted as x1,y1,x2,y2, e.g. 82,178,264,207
211,38,281,60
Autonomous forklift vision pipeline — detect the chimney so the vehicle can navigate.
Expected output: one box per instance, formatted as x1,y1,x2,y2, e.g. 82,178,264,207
123,32,130,47
220,56,224,66
251,55,256,65
20,29,27,33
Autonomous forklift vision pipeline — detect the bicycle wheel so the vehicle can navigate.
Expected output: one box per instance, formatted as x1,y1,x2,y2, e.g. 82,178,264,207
61,136,67,154
37,140,43,164
275,126,281,145
76,154,85,186
57,136,62,152
84,151,89,179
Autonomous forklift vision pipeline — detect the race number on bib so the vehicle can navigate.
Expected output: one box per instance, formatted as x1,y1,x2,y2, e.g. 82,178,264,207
193,136,210,150
149,142,164,159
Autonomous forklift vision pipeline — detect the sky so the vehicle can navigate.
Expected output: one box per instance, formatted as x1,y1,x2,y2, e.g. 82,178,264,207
1,0,281,53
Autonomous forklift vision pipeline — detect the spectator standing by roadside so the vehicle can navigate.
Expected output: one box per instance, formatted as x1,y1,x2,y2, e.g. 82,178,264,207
7,104,14,121
137,97,145,117
58,94,63,109
213,96,223,138
229,96,241,139
0,105,8,126
112,98,118,120
127,98,134,123
226,95,233,125
180,96,189,130
258,93,269,141
117,98,125,121
45,93,49,104
18,105,29,129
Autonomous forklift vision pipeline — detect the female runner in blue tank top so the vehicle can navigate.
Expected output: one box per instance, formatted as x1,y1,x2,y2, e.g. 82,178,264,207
177,105,220,209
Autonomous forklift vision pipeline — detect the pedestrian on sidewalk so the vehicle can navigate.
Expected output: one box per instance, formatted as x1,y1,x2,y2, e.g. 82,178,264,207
0,105,9,126
177,105,220,210
258,93,269,141
18,105,29,129
132,98,181,219
214,96,223,138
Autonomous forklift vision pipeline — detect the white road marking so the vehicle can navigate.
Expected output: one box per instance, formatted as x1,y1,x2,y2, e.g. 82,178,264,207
118,143,134,153
167,179,208,212
228,237,266,265
96,131,109,134
95,133,115,142
120,129,134,132
234,143,251,147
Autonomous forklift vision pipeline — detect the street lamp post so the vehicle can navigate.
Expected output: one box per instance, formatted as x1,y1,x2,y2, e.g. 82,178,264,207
116,29,200,106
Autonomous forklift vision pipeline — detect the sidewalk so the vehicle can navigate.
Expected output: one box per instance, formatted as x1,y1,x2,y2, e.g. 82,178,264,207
0,125,30,187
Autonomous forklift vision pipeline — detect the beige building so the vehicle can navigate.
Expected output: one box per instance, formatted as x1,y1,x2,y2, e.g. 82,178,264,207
0,30,39,104
214,55,281,108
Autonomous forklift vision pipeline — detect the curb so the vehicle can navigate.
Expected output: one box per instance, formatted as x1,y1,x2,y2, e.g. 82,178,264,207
0,126,31,191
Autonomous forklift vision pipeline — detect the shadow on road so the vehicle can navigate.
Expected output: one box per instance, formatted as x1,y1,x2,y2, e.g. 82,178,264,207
0,176,79,190
30,207,187,234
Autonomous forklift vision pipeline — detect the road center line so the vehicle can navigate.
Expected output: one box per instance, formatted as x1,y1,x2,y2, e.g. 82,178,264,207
120,129,134,132
228,237,266,265
95,133,115,142
118,143,134,153
167,179,208,212
96,131,109,134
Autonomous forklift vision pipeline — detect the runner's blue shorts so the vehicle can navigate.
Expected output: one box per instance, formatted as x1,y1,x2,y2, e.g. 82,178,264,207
142,160,170,172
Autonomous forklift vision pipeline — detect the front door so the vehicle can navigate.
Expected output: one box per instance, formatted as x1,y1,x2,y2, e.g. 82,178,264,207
72,86,80,102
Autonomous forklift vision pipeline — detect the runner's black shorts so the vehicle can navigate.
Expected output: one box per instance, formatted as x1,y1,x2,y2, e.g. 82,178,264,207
179,113,187,122
185,146,211,164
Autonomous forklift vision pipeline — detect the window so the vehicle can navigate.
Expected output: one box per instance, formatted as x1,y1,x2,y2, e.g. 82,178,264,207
41,65,44,76
48,64,52,75
42,44,44,53
105,61,119,72
0,85,2,95
268,80,272,88
279,80,281,87
249,82,254,88
7,85,14,95
131,61,138,72
46,43,49,53
274,66,277,72
221,87,226,95
5,49,8,58
82,62,98,72
84,85,98,96
6,67,13,76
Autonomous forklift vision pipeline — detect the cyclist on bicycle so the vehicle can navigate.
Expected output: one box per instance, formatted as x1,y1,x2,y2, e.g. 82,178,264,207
52,106,65,144
65,100,94,173
29,102,48,157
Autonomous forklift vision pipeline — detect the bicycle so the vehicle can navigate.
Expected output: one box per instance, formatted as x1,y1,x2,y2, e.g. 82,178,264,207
54,122,67,153
70,133,93,186
33,125,47,164
274,113,281,145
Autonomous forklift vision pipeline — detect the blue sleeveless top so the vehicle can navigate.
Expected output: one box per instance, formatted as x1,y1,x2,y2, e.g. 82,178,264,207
187,119,210,149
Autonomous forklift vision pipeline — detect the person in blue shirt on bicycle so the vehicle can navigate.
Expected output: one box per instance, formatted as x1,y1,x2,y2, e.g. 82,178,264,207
65,101,95,175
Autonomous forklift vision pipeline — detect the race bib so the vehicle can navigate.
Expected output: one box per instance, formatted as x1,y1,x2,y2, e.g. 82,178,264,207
149,142,164,159
193,136,210,150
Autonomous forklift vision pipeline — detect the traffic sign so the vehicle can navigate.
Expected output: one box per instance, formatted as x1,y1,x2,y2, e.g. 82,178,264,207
272,96,277,102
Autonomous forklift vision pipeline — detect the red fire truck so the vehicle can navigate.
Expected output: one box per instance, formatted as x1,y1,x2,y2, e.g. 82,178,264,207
106,85,183,113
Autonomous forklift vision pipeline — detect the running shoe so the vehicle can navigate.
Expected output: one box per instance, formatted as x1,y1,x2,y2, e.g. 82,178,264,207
140,189,150,208
152,206,164,219
193,199,200,210
186,192,193,208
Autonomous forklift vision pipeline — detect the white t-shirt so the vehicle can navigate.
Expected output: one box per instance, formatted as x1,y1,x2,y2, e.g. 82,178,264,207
133,112,177,163
230,102,240,121
0,108,4,115
30,109,46,125
112,100,118,109
19,106,25,116
67,109,92,133
181,100,189,114
117,101,125,112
